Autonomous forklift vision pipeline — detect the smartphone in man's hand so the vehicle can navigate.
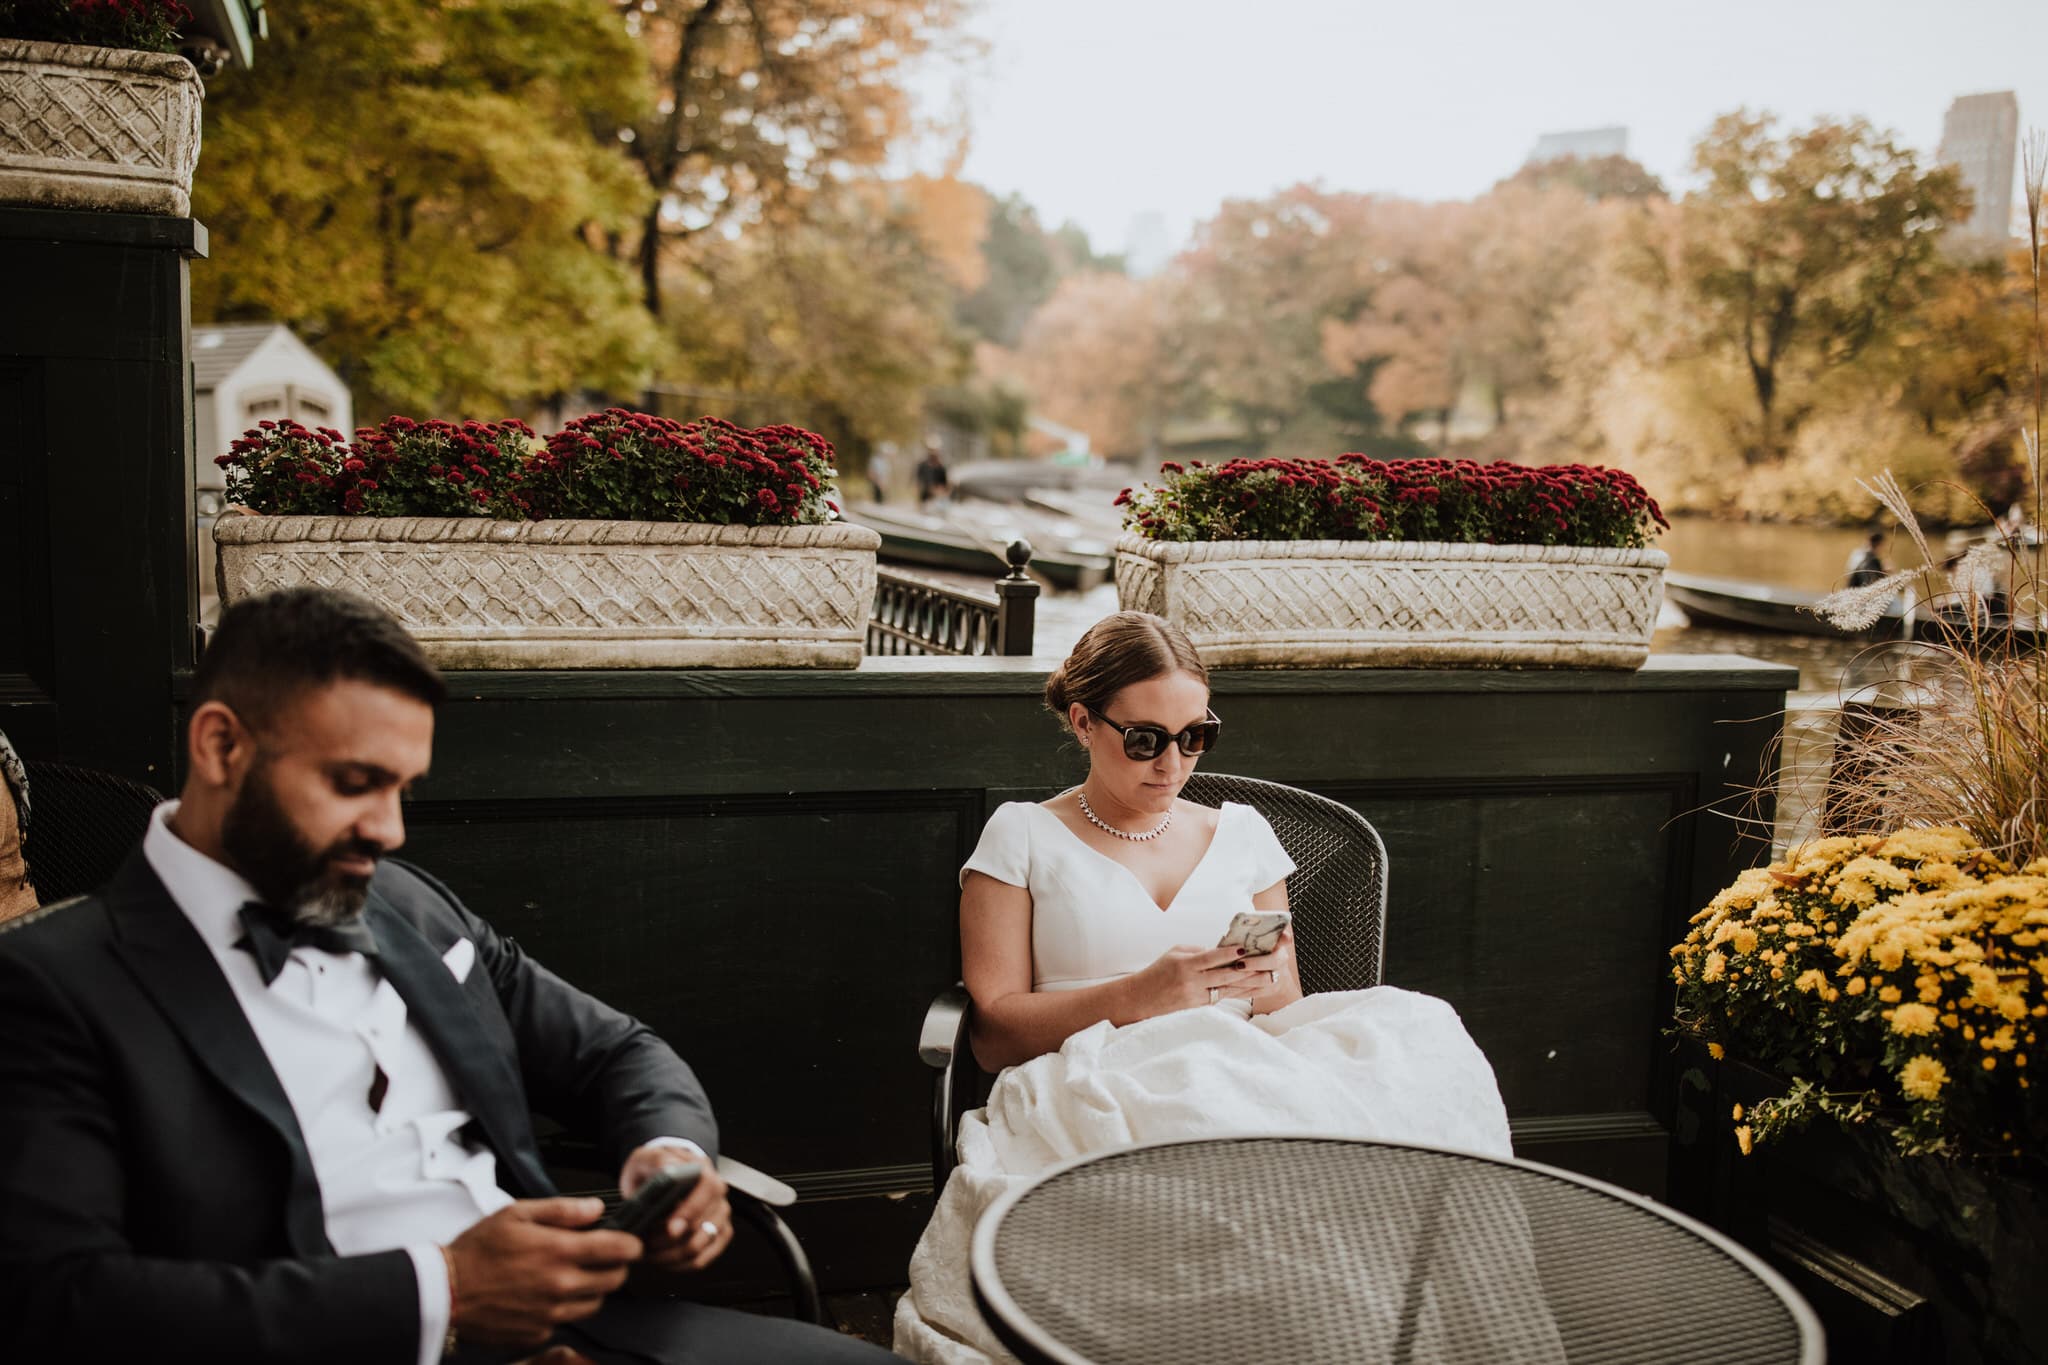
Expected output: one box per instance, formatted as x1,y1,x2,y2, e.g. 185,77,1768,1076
596,1165,701,1240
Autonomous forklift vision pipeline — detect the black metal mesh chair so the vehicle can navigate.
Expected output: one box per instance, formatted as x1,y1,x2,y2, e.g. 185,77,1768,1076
19,761,165,905
917,773,1389,1191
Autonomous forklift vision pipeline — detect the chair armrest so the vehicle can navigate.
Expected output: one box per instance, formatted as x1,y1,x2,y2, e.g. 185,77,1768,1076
717,1154,796,1208
919,983,972,1070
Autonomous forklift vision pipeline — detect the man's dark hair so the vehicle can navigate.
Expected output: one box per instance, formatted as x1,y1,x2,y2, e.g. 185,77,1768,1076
193,587,445,730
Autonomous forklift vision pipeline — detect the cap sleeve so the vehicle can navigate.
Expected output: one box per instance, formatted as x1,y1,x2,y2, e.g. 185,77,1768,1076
1236,804,1296,891
960,802,1033,889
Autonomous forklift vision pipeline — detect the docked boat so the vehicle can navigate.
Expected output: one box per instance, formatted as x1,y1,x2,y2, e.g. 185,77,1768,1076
1662,572,1909,641
1665,572,2041,650
841,499,1115,592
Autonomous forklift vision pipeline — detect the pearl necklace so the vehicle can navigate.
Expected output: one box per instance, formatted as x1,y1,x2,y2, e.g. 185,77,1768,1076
1077,789,1174,842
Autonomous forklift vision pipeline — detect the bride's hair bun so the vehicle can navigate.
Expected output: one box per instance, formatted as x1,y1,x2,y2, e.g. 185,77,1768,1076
1043,611,1207,732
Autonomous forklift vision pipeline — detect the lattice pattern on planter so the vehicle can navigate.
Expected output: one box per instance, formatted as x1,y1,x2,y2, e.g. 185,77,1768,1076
0,41,202,215
1171,559,1660,638
1114,535,1668,668
0,66,176,167
224,545,872,636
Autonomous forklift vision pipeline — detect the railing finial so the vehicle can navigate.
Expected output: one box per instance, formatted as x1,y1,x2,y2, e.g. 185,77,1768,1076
1004,539,1034,579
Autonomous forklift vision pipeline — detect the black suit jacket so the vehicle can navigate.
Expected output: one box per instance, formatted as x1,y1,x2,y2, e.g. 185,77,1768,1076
0,850,718,1363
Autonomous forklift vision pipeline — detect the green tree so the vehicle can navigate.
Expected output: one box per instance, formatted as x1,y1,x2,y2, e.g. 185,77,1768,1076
1659,112,1970,462
958,192,1122,347
192,0,664,417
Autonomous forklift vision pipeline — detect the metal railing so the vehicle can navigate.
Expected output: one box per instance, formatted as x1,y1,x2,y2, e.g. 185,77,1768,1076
868,540,1039,657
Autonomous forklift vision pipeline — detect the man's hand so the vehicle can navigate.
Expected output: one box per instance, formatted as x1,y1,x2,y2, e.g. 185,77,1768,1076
619,1143,732,1274
446,1197,641,1350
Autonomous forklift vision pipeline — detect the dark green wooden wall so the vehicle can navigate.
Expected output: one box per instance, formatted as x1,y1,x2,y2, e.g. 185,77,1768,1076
387,657,1791,1286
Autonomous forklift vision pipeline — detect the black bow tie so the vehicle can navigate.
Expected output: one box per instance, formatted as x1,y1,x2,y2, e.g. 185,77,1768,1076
235,901,380,987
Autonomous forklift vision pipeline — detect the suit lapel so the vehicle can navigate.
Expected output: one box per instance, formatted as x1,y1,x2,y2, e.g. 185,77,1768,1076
103,852,334,1255
365,894,555,1197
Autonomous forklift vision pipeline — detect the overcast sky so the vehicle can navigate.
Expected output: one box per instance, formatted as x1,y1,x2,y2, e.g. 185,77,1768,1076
914,0,2048,258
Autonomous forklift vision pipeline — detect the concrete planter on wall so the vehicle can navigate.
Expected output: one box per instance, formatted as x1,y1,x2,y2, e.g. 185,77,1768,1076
0,40,203,216
214,515,883,669
1116,533,1668,668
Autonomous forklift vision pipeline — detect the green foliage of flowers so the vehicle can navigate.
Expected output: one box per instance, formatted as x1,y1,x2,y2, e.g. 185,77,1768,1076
0,0,190,53
218,410,839,527
1673,828,2048,1163
1116,456,1667,548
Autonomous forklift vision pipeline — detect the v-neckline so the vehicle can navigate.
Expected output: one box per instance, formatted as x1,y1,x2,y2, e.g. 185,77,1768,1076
1038,800,1231,913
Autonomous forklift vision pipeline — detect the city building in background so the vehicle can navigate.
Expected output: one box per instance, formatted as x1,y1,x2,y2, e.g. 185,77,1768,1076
1123,210,1172,279
1937,91,2020,243
1526,125,1628,165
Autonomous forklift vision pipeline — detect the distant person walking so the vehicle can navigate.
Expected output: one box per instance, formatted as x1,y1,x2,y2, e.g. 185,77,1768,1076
868,444,896,503
1844,532,1887,588
915,442,951,505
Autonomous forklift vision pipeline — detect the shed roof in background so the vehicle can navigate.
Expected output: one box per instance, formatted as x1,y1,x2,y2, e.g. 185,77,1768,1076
191,323,285,391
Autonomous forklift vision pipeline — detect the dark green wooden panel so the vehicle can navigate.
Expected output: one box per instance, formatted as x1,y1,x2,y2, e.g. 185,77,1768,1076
0,208,200,782
395,789,983,1175
1346,780,1688,1117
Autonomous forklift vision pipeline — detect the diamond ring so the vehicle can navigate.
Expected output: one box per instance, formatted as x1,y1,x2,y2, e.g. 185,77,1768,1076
699,1219,720,1240
1208,987,1219,1005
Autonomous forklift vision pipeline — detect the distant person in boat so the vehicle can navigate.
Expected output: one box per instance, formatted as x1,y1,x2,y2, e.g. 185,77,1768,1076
1844,532,1887,588
1940,551,1999,629
916,442,951,505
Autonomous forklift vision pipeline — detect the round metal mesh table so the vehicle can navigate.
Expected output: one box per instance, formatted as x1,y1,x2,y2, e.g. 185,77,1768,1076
971,1136,1822,1365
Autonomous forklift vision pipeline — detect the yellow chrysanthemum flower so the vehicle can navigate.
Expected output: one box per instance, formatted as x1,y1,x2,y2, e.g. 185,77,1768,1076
1898,1055,1948,1100
1890,1003,1940,1036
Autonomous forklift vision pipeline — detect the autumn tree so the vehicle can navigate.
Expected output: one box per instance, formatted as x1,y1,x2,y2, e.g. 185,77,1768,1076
1656,112,1971,462
656,181,971,460
193,0,664,416
615,0,969,320
1003,272,1167,458
1168,186,1384,448
1501,154,1666,201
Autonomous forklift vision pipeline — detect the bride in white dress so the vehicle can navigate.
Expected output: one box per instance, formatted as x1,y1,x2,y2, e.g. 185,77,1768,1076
893,613,1518,1364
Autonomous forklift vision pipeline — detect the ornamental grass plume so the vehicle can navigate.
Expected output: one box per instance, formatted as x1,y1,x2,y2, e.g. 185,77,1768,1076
1808,132,2048,868
1672,828,2048,1163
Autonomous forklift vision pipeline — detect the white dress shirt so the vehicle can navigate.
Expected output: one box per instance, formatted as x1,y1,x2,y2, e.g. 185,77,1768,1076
145,802,496,1364
143,805,704,1360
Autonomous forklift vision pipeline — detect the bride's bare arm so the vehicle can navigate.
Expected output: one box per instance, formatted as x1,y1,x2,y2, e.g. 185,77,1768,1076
960,871,1265,1070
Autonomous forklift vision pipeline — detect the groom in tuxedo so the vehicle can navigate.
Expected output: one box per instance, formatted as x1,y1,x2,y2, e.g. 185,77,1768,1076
0,587,888,1364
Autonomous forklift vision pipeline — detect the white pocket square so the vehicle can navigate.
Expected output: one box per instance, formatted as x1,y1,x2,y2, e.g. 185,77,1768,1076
441,937,476,984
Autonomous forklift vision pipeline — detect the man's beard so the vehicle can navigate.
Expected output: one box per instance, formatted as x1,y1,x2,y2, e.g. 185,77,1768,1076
220,761,381,927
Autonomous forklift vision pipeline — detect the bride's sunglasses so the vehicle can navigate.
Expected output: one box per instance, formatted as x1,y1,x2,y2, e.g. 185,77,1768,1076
1089,708,1223,761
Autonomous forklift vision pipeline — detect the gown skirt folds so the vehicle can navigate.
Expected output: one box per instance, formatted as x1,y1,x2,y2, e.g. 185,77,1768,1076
893,803,1521,1364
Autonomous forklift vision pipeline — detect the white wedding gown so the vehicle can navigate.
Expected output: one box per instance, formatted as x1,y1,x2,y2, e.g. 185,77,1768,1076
892,802,1525,1364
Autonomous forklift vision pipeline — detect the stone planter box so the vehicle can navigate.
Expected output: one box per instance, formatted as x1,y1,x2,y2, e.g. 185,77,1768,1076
214,515,883,669
1115,534,1667,668
0,40,203,216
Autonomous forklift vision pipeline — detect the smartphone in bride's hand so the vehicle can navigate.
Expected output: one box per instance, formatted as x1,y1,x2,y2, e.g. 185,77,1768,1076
1217,910,1291,957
